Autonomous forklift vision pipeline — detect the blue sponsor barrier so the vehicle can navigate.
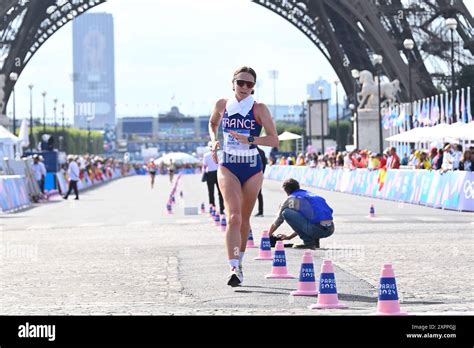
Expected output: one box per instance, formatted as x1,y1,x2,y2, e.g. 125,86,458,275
0,175,31,212
265,166,474,212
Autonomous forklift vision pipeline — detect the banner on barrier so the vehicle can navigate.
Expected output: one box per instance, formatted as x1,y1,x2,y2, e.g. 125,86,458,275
0,175,31,212
265,166,474,212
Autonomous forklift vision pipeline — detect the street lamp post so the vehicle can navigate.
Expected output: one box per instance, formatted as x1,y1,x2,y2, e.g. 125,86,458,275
61,103,65,131
349,104,355,145
87,118,91,154
9,73,18,135
307,97,312,145
446,18,457,122
373,54,384,154
300,100,306,149
351,69,360,148
41,91,47,133
403,38,415,130
28,84,34,150
318,86,325,154
334,80,340,151
53,98,58,134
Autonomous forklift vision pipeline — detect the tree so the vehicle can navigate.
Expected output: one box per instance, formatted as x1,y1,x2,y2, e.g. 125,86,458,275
30,126,104,154
275,121,303,152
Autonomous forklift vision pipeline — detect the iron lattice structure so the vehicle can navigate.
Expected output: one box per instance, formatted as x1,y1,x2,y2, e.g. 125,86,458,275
0,0,473,116
252,0,473,103
0,0,106,115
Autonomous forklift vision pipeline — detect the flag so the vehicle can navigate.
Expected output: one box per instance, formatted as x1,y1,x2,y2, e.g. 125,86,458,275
439,94,446,123
428,96,434,126
422,98,430,126
419,99,425,124
413,100,418,125
431,95,439,125
468,86,472,122
455,89,460,122
397,103,405,127
461,88,467,123
447,91,453,123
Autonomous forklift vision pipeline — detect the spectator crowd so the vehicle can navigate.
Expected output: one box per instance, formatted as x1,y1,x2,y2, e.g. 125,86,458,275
269,142,474,172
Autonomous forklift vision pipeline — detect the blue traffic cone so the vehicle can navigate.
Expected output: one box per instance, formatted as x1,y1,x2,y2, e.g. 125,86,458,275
309,260,347,309
368,204,375,218
214,213,220,226
375,263,408,315
246,230,257,248
291,251,318,296
208,204,213,216
265,241,296,279
220,215,227,231
254,231,273,260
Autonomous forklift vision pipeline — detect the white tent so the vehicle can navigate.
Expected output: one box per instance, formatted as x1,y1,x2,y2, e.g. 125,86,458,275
18,119,29,148
385,127,427,142
385,122,474,142
278,131,302,141
0,125,20,159
154,152,200,165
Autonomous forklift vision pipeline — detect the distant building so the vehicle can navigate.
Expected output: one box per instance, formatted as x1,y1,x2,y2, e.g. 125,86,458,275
116,107,210,160
73,12,116,130
266,104,304,123
307,78,332,101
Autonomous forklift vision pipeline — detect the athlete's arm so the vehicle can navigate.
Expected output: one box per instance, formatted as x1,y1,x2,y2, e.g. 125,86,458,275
208,99,226,163
253,103,279,147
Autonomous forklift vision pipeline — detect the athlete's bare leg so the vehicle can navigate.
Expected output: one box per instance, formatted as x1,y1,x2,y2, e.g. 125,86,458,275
218,166,242,261
240,171,263,253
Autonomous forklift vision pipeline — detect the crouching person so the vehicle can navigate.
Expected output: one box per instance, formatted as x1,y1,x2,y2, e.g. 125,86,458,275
268,178,334,249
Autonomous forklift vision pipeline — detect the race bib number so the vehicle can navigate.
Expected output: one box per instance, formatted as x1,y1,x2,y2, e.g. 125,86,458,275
224,128,251,153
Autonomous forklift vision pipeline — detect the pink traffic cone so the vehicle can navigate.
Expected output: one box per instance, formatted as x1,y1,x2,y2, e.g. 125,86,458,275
220,215,227,231
265,241,296,279
254,231,273,260
290,251,318,296
309,260,347,309
368,204,375,218
375,264,408,315
246,230,257,248
214,213,220,226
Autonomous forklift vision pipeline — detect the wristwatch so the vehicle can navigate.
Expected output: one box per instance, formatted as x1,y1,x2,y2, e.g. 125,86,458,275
247,135,255,144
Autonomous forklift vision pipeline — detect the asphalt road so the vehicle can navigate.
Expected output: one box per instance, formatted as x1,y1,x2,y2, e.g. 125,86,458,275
0,173,472,315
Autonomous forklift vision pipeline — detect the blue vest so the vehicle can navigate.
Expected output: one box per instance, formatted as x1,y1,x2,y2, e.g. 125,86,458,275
222,103,262,152
291,189,333,223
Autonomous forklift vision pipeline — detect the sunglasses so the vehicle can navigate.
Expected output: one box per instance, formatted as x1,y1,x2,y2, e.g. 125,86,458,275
236,80,255,89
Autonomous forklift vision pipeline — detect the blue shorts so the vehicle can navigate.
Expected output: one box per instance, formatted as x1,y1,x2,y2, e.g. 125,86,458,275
221,153,262,186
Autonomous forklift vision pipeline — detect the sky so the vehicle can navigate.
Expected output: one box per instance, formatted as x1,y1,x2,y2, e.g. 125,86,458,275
6,0,474,124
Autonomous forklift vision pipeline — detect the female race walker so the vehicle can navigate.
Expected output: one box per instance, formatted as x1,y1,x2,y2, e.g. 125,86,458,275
146,159,157,189
208,66,279,287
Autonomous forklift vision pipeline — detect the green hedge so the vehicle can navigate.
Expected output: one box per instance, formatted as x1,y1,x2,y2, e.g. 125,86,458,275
24,126,103,154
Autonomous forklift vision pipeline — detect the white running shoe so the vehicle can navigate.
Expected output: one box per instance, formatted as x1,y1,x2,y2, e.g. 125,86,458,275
227,267,243,287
